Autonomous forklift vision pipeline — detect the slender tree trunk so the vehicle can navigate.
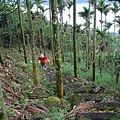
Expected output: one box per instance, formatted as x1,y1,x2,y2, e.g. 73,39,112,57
69,9,71,25
85,25,88,68
8,16,13,49
114,13,116,34
26,33,31,56
6,16,13,50
38,26,42,53
18,0,27,63
26,0,39,85
105,15,107,30
73,0,77,77
49,1,55,65
0,48,3,64
101,12,102,31
42,23,45,55
13,12,21,53
51,0,63,98
116,72,119,83
69,27,72,64
0,31,3,64
92,0,96,82
88,2,91,69
0,84,8,120
60,11,65,63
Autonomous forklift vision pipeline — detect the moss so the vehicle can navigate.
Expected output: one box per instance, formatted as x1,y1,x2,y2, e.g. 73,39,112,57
46,96,61,107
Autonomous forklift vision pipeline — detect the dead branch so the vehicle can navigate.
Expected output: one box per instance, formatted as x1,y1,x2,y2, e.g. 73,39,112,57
2,85,24,99
34,102,48,111
24,105,46,116
65,101,94,118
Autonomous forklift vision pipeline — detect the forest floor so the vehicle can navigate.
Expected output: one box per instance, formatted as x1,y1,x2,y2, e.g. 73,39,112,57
1,48,120,120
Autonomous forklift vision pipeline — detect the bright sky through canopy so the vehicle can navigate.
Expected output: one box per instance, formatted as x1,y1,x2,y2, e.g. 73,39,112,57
32,1,120,33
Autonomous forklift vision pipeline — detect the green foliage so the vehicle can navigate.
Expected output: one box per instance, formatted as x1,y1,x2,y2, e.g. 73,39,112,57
62,60,120,91
39,99,45,105
33,112,41,119
46,107,65,120
91,108,97,112
27,60,33,72
45,106,74,120
7,109,14,115
114,52,120,62
63,63,74,75
19,98,27,105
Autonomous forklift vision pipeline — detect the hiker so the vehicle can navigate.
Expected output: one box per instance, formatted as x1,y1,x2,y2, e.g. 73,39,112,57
38,54,49,71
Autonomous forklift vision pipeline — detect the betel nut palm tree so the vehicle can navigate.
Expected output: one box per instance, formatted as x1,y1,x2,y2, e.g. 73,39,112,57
103,5,111,30
110,1,120,33
96,0,110,32
88,0,97,82
78,6,94,69
65,0,73,24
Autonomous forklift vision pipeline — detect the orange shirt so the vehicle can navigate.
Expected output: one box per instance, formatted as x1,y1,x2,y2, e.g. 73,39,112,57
38,56,48,63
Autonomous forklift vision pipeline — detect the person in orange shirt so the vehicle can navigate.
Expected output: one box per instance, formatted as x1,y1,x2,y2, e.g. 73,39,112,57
38,54,49,71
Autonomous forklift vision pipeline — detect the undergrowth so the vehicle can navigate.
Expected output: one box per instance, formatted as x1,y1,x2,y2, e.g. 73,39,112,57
62,61,120,91
2,48,120,120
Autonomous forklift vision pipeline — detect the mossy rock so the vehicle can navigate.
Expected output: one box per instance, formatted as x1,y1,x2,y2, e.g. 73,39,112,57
46,96,61,107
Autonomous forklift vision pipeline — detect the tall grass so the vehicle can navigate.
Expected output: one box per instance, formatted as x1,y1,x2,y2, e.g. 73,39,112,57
62,61,120,91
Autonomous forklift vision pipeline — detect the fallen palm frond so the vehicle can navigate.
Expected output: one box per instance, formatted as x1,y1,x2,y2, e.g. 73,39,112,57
65,101,95,118
2,85,24,99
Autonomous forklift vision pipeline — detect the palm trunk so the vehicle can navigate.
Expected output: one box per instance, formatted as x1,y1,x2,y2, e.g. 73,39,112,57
60,11,65,63
42,23,45,55
73,0,77,77
99,12,103,76
6,16,13,50
85,25,88,68
0,48,3,64
0,31,3,64
69,9,71,25
18,0,27,63
92,0,96,82
105,15,107,30
51,0,63,98
114,14,116,34
88,2,91,69
13,12,21,53
101,12,102,31
49,1,55,65
9,16,13,49
26,0,39,85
